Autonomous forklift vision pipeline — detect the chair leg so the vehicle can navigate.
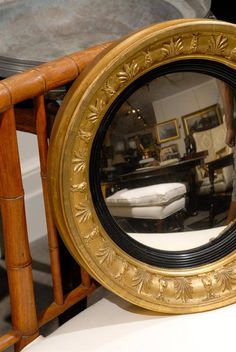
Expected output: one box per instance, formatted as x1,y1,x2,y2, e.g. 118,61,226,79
208,168,215,228
176,210,185,231
166,210,185,232
156,211,185,233
156,219,165,233
209,197,215,228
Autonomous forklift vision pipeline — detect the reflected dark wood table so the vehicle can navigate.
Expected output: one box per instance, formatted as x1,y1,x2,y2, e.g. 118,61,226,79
121,152,207,183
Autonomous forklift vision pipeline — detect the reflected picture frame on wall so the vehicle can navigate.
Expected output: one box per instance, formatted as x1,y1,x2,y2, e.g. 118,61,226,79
160,143,179,161
182,104,223,136
139,132,154,149
156,118,180,143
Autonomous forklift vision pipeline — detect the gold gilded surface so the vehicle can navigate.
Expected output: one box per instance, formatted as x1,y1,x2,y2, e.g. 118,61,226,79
48,19,236,313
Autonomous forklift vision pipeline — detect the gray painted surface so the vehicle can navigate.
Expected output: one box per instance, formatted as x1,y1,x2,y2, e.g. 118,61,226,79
0,0,211,62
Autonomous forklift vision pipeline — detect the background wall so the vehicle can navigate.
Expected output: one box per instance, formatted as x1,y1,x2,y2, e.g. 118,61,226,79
0,131,46,257
17,132,47,243
152,78,222,155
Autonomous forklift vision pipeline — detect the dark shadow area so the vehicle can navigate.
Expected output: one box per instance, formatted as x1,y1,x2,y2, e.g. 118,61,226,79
0,263,11,334
58,236,87,325
34,281,54,314
0,265,8,300
211,0,236,23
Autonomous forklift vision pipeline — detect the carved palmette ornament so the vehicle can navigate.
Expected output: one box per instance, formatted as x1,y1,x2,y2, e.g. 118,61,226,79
72,148,87,173
87,99,105,123
214,266,236,292
75,202,91,223
132,269,153,295
174,278,193,303
207,34,228,55
49,19,236,313
96,242,116,264
117,61,140,84
161,37,183,58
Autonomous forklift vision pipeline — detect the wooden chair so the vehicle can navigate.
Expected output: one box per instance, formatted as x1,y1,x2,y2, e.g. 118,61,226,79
1,22,236,352
0,42,111,352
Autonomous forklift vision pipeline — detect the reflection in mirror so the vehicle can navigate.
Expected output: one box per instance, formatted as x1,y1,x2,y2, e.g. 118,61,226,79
100,72,234,251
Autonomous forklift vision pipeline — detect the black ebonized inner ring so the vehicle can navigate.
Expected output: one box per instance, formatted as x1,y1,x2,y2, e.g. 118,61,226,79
90,59,236,269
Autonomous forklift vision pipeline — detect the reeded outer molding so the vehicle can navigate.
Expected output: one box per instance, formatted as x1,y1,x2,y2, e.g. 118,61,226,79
48,19,236,313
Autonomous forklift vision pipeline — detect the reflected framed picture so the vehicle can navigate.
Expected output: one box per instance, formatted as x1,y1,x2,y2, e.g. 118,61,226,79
156,118,180,143
182,104,222,136
160,143,179,161
139,132,154,149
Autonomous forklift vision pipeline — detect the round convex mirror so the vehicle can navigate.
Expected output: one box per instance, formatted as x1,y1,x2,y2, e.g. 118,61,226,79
90,67,236,268
48,19,236,313
97,71,233,253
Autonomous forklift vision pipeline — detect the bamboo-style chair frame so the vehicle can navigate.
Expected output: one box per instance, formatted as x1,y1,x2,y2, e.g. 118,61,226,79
0,41,112,352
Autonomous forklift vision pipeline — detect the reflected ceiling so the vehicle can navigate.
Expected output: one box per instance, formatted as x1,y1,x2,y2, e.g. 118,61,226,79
117,72,212,133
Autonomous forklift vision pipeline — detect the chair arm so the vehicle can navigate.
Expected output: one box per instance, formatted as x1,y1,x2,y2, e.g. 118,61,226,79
207,153,234,173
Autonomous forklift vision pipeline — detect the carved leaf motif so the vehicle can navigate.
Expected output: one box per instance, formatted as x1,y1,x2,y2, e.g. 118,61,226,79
208,34,228,55
215,267,236,292
96,244,116,264
174,278,193,302
102,80,116,97
132,269,152,294
84,226,100,244
115,259,129,281
72,148,87,172
158,278,168,301
200,274,215,300
75,202,91,223
189,33,199,53
78,129,92,143
87,99,105,123
71,181,87,192
117,61,139,83
143,50,153,68
227,46,236,60
161,37,183,58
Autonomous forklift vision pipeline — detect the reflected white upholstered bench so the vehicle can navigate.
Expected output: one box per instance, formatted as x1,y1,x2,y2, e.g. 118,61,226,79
22,286,236,352
106,183,187,231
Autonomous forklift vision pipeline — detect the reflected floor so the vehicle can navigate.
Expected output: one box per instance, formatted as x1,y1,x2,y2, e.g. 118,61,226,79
184,210,227,231
115,209,227,234
116,210,228,251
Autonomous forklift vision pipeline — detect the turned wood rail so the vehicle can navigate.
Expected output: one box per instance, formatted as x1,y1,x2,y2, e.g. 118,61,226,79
0,41,112,352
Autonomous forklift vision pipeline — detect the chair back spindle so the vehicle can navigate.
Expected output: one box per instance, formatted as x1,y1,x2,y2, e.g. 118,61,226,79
0,42,110,352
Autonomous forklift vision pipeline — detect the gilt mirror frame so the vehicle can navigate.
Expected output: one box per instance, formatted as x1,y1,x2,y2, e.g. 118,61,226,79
48,19,236,313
